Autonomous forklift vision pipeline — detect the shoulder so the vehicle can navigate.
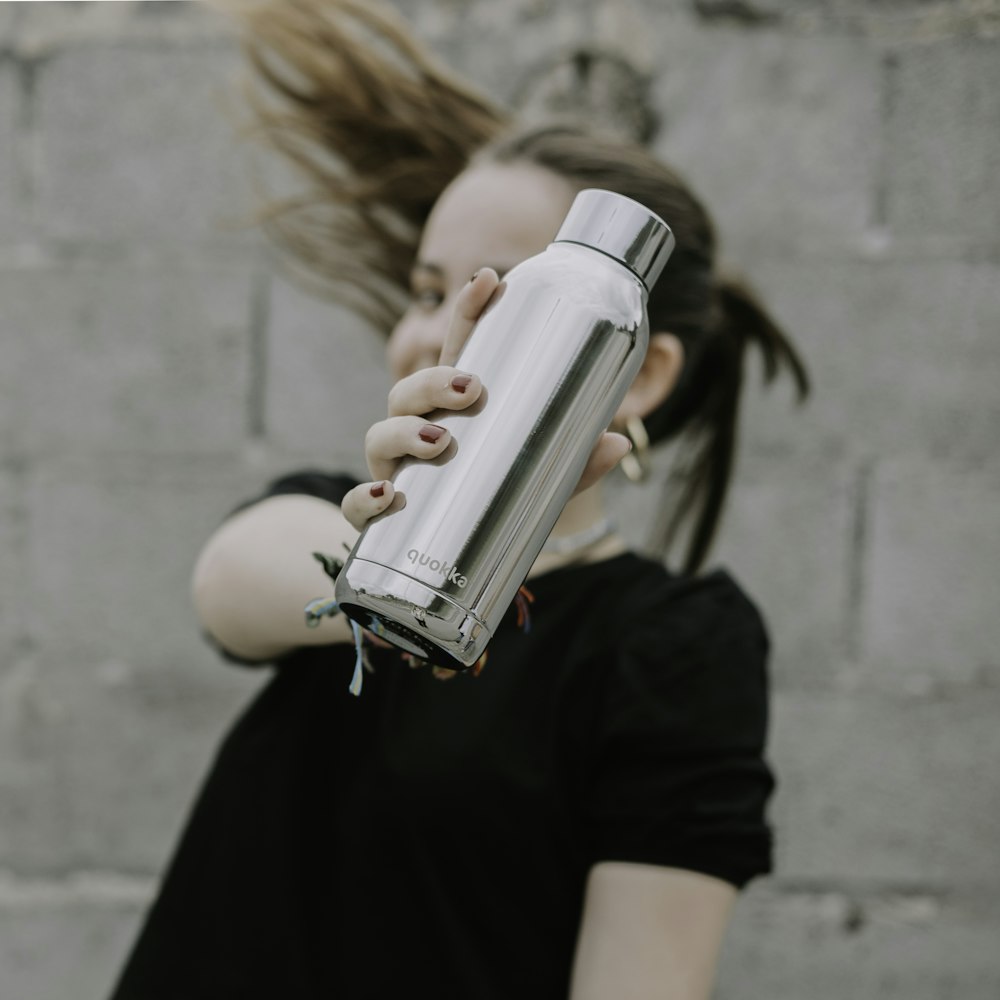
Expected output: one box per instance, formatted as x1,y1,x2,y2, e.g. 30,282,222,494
562,551,766,636
623,550,762,616
536,552,770,694
609,554,769,671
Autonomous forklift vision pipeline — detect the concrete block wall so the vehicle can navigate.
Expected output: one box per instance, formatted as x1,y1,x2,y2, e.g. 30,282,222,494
0,1,996,996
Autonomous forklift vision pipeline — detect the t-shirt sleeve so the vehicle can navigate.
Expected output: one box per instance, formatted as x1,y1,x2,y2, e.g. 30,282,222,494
581,571,775,889
230,469,360,515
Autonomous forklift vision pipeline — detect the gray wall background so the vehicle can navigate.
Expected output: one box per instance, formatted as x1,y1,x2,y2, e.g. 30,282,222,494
1,1,998,996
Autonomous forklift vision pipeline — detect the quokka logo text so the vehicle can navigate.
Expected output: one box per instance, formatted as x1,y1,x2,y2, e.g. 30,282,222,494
406,549,469,588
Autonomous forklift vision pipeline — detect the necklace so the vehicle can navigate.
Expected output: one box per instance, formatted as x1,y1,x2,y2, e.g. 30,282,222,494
541,516,616,556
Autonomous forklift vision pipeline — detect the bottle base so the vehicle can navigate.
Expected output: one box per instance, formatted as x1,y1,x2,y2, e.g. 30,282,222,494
335,557,491,670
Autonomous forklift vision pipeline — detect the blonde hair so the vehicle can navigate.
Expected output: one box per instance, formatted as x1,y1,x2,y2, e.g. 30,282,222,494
239,0,508,327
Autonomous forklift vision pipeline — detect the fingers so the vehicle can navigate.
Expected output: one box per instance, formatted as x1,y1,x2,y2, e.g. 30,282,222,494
375,363,483,484
365,415,453,483
364,271,494,502
352,431,629,531
439,268,501,367
341,480,397,533
352,431,631,530
386,365,482,418
572,432,632,497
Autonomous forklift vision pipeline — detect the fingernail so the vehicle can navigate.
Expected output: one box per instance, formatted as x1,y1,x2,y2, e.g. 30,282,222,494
418,423,447,444
370,482,385,498
451,374,473,394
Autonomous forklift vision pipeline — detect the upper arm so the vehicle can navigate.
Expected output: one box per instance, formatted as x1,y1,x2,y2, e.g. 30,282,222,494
569,862,737,1000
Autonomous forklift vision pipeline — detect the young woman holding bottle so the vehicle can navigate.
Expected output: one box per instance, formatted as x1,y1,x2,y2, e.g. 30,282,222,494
110,2,808,997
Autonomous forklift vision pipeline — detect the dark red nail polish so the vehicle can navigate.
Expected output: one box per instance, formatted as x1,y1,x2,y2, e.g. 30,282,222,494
451,374,473,393
370,482,385,498
419,424,446,444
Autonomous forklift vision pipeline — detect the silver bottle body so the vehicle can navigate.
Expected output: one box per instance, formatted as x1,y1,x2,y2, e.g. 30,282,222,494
335,242,650,668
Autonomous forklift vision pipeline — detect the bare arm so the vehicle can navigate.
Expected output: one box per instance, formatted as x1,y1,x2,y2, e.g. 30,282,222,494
569,863,737,1000
191,493,359,662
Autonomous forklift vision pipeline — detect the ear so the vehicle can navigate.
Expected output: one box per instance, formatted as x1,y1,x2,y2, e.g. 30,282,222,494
615,332,684,423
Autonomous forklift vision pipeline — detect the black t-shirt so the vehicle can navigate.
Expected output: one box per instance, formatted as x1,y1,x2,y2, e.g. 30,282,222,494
110,471,774,1000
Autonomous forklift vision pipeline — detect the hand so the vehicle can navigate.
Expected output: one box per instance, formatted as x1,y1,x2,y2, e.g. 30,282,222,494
341,269,631,532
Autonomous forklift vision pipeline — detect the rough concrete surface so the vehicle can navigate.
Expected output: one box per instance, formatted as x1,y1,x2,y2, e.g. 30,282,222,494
0,1,997,997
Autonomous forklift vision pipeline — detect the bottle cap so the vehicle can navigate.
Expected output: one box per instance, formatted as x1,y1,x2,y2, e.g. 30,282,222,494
554,189,675,290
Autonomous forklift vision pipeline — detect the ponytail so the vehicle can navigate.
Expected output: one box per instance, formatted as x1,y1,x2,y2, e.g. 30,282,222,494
718,279,810,395
648,276,809,575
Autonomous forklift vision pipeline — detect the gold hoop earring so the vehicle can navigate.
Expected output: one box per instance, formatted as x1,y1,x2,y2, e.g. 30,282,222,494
620,415,650,483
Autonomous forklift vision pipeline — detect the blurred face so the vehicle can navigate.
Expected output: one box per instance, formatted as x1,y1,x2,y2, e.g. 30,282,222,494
387,161,577,380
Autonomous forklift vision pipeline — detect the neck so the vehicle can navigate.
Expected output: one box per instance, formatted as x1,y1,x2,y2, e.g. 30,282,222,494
527,484,626,579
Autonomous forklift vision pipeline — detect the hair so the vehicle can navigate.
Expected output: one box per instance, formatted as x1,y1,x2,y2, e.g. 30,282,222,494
237,0,809,574
238,0,507,325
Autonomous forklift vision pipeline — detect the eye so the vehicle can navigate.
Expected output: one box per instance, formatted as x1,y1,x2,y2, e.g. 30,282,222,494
408,285,444,313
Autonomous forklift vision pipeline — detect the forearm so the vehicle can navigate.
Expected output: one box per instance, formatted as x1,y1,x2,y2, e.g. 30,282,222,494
191,493,358,661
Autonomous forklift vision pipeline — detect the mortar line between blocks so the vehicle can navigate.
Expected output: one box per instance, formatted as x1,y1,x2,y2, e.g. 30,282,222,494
871,50,899,232
13,52,43,215
844,459,873,663
247,270,270,439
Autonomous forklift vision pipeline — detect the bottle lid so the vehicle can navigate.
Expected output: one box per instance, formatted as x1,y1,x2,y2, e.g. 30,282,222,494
554,189,675,290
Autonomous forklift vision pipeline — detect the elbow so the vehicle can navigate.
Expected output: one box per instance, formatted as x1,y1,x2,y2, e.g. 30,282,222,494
190,542,222,641
190,540,281,663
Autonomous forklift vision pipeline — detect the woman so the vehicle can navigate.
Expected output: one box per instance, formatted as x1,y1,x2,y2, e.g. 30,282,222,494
110,1,808,997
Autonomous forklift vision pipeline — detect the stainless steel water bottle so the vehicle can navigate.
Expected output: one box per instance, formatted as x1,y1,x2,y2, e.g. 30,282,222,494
335,189,674,668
